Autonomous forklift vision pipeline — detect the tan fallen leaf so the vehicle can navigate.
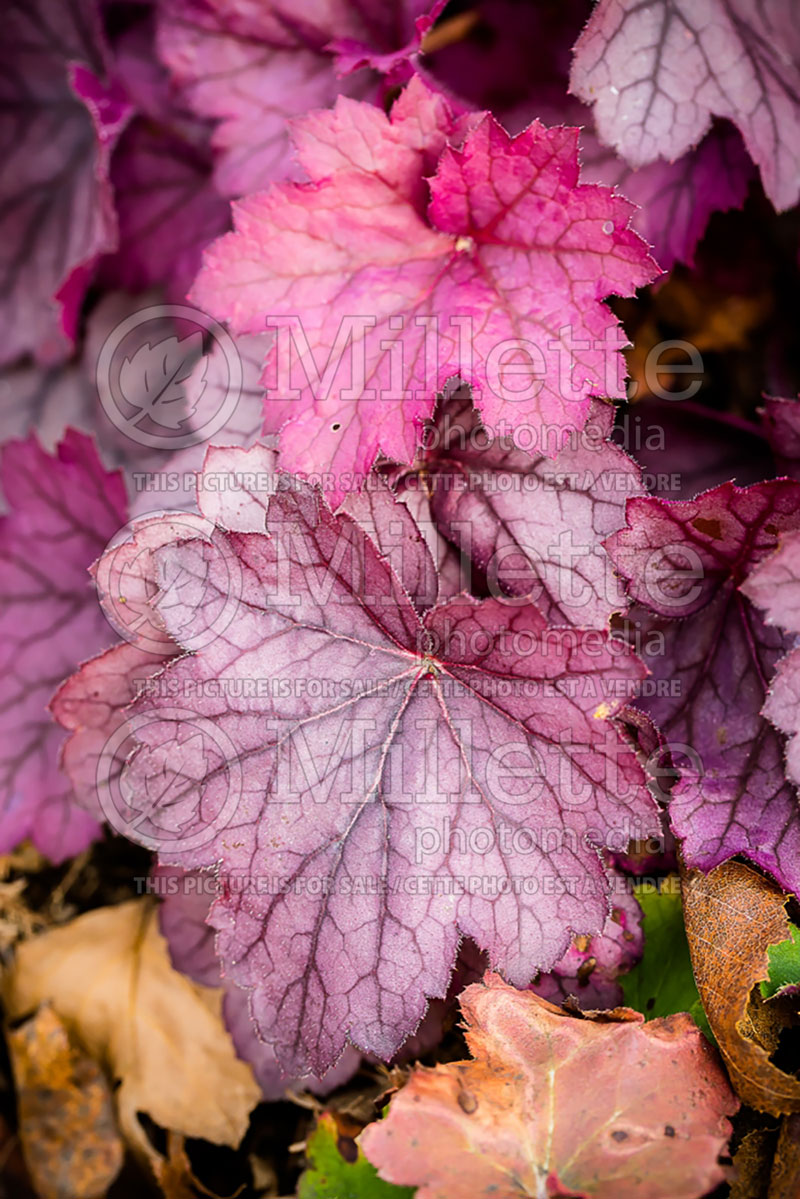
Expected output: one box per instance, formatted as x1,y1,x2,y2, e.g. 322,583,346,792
682,861,800,1116
2,898,261,1156
7,1004,123,1199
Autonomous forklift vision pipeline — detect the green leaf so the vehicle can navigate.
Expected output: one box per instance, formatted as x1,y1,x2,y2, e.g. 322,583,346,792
760,923,800,1000
298,1113,416,1199
621,879,713,1042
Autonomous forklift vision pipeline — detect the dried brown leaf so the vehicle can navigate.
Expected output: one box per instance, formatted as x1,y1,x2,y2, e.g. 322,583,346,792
2,899,260,1156
682,862,800,1115
7,1004,123,1199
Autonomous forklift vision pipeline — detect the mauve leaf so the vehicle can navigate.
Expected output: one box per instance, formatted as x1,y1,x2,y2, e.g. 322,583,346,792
605,481,800,892
570,0,800,211
0,0,131,365
155,0,435,196
126,331,273,521
762,395,800,481
106,118,230,306
119,477,658,1074
192,77,660,505
401,389,643,628
341,474,439,614
51,641,171,822
100,22,231,304
761,647,800,789
531,883,643,1009
197,443,278,533
360,973,738,1199
53,445,283,820
741,529,800,636
0,431,127,861
616,396,775,502
743,529,800,788
579,120,755,272
155,865,362,1098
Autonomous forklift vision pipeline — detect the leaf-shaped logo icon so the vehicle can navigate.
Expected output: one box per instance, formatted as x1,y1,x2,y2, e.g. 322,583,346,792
119,332,207,430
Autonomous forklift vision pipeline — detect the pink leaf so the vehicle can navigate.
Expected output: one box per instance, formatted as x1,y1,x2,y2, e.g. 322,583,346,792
198,444,278,533
0,431,127,861
397,388,643,628
361,973,738,1199
761,395,800,481
0,0,131,364
155,864,363,1098
742,529,800,788
99,22,231,304
579,120,755,272
155,0,440,196
530,885,643,1009
119,478,658,1074
606,481,800,892
53,446,279,826
192,78,659,505
341,475,439,613
741,529,800,636
570,0,800,211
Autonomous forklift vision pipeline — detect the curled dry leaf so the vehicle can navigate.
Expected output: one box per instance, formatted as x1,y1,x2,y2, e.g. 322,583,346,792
6,1004,123,1199
1,899,261,1156
361,973,737,1199
682,860,800,1116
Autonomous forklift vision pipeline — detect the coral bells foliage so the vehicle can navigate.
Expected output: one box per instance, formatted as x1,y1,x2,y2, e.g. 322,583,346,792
607,481,800,893
570,0,800,212
192,78,659,504
120,475,659,1074
7,0,800,1117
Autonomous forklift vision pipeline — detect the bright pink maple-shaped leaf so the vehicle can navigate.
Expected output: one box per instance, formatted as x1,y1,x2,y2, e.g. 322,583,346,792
119,477,658,1074
394,389,643,628
0,432,127,861
606,481,800,893
570,0,800,212
423,2,753,270
156,0,440,196
531,884,643,1009
0,0,131,365
192,78,659,506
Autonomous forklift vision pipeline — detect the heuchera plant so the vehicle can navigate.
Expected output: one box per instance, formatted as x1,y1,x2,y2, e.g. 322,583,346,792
4,1,800,1169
